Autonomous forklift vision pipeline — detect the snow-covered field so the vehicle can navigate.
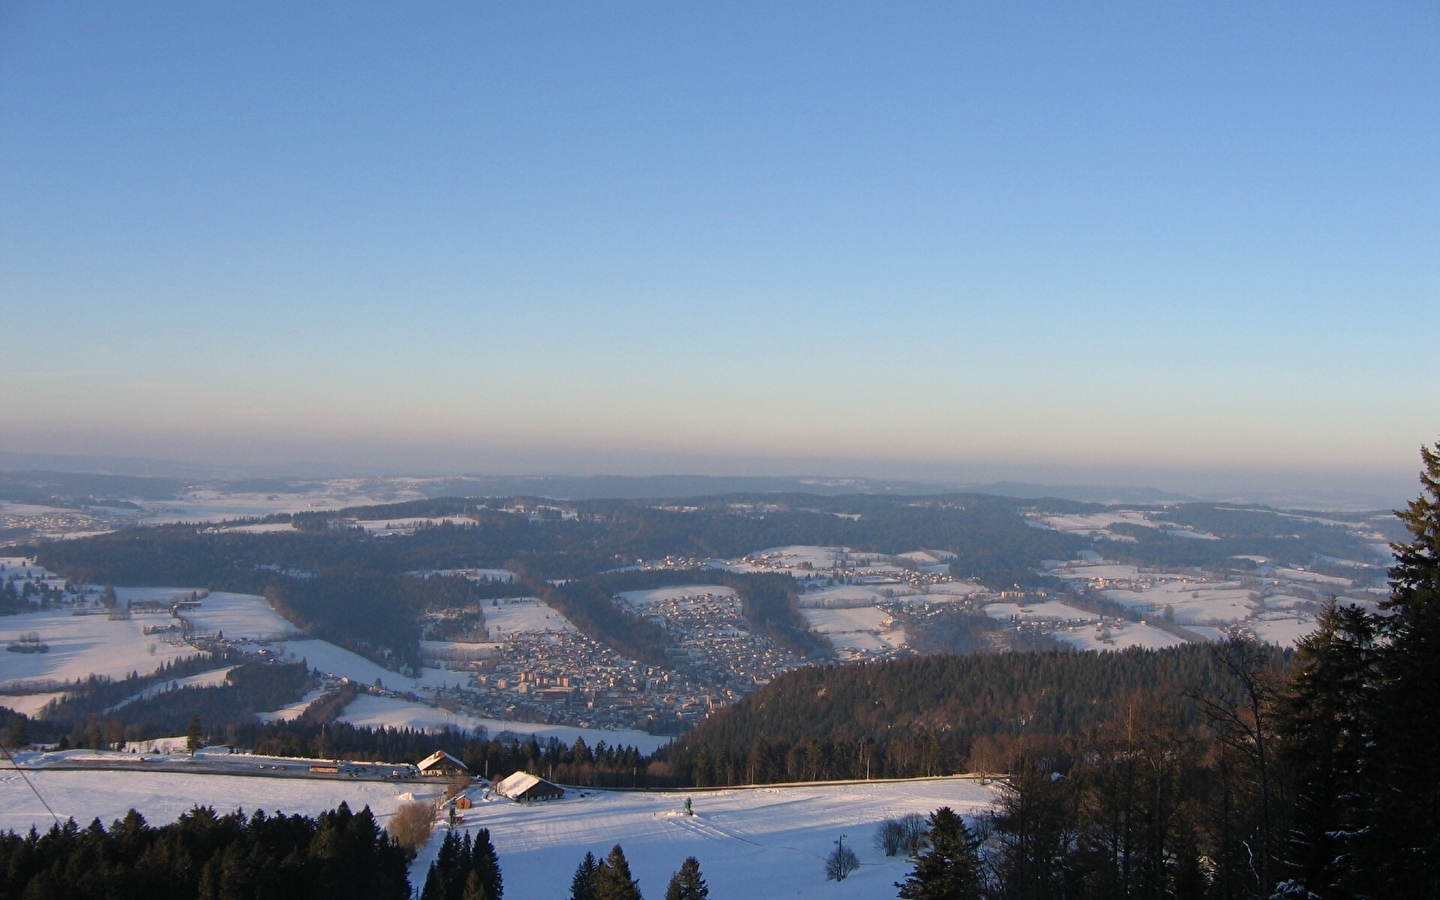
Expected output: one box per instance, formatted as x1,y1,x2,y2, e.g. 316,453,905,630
1099,581,1258,625
0,762,419,836
1031,511,1160,536
214,522,297,534
0,608,201,688
1055,564,1141,581
481,597,575,638
796,584,896,609
256,688,328,723
1051,621,1186,651
1250,615,1318,646
355,517,472,536
336,694,672,753
983,601,1098,622
111,666,236,709
177,590,299,639
920,581,985,599
801,607,906,655
616,586,736,611
420,776,997,900
0,755,996,900
0,691,67,717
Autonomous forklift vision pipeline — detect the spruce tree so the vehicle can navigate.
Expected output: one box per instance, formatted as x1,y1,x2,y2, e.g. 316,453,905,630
896,807,984,900
663,857,708,900
594,845,642,900
569,851,598,900
1371,441,1440,896
1275,598,1378,897
472,828,503,900
462,870,488,900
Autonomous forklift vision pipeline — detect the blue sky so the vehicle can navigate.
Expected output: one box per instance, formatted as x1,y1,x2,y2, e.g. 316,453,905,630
1,2,1436,494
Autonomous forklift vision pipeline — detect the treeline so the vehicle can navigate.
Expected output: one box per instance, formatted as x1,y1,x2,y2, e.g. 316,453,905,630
40,661,315,749
223,721,659,787
657,643,1289,785
0,803,409,900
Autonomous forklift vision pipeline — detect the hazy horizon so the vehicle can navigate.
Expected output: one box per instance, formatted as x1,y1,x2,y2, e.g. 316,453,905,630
3,4,1436,497
0,446,1417,510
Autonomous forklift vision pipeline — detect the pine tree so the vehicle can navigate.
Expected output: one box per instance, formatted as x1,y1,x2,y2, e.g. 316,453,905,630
663,857,708,900
896,807,984,900
594,845,642,900
569,851,598,900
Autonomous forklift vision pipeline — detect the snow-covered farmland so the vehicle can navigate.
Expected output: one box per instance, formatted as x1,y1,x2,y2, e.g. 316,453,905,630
1250,615,1320,646
922,580,985,599
1052,620,1186,652
214,522,297,534
616,586,737,611
420,776,997,900
1099,581,1258,625
355,517,471,536
0,759,418,836
983,601,1098,622
336,694,672,753
1030,511,1159,537
0,608,201,689
176,590,299,640
111,666,236,709
256,688,328,723
801,607,906,656
481,597,576,638
794,584,894,609
0,692,66,717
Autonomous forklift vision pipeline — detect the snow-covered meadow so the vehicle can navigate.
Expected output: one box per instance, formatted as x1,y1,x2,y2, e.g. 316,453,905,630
334,695,671,754
0,762,421,836
420,776,998,900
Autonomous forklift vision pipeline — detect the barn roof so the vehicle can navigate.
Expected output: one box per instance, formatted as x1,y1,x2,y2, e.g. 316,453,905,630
495,771,542,796
417,750,468,772
495,771,565,799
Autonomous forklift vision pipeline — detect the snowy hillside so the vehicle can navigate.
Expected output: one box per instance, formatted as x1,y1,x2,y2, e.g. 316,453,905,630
417,776,997,900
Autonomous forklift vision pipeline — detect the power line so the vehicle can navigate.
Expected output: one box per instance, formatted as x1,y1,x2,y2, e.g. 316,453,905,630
0,742,63,828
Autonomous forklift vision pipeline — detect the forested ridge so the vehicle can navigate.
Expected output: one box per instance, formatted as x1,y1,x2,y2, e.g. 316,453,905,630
658,643,1290,783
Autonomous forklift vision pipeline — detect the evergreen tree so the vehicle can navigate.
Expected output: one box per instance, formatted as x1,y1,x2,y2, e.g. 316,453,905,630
421,863,444,900
896,807,984,900
434,830,464,900
186,713,203,754
472,827,503,900
1274,598,1378,898
1370,441,1440,897
462,869,489,900
569,851,599,900
594,844,642,900
663,856,708,900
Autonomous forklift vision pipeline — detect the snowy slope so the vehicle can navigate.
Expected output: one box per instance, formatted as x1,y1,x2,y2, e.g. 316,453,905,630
0,767,419,835
417,777,997,900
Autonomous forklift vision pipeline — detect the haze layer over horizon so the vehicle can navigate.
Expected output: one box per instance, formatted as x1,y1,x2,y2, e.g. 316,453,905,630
2,4,1436,492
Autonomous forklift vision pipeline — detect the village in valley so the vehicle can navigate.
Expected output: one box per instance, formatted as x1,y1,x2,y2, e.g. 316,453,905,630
0,491,1392,742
